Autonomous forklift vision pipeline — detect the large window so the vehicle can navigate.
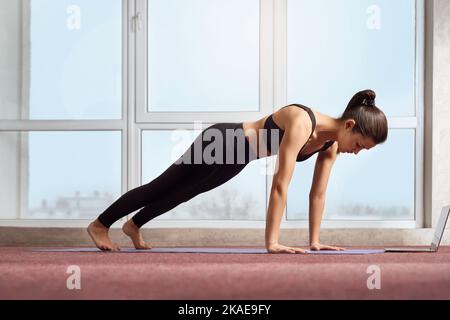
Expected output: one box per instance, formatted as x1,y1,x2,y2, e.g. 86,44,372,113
0,0,423,228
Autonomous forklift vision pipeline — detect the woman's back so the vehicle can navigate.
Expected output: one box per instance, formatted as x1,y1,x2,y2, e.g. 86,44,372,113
243,105,335,161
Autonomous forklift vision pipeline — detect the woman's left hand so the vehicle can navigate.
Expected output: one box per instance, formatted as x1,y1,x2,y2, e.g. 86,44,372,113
310,243,346,251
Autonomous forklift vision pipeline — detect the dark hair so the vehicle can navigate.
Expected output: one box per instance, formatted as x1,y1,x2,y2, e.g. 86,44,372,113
339,89,388,145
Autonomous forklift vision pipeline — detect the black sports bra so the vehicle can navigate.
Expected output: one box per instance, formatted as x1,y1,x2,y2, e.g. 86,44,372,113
263,104,335,162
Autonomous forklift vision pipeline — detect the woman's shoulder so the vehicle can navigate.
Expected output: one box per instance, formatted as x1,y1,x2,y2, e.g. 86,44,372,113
274,104,314,132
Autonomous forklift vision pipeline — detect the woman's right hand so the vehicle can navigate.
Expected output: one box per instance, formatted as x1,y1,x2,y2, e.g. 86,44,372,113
266,243,307,254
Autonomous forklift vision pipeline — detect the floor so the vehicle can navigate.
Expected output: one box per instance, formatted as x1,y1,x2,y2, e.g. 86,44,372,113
1,246,449,300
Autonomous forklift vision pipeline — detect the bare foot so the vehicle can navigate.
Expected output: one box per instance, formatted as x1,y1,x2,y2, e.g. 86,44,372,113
87,219,121,251
122,219,152,250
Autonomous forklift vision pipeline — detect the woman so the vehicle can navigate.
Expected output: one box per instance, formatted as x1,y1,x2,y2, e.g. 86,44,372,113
87,89,388,254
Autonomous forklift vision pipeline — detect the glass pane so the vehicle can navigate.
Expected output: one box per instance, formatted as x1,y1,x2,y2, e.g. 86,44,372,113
142,130,267,220
0,131,122,219
147,0,260,112
287,0,416,117
287,129,415,220
0,0,122,120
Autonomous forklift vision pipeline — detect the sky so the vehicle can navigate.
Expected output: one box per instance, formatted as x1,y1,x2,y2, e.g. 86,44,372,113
286,0,416,118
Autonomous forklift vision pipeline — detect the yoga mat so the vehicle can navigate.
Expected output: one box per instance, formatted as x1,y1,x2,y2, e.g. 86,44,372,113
32,247,386,255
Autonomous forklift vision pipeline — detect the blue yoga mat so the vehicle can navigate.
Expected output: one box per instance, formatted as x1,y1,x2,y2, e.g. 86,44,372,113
32,247,386,255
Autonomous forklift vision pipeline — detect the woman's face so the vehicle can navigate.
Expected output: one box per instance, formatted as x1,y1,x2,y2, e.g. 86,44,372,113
337,119,376,155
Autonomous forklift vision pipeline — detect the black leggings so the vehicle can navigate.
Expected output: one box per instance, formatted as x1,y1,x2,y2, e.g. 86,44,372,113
97,122,258,228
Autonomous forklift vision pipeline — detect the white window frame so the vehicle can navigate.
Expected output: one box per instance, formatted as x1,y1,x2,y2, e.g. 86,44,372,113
0,0,425,230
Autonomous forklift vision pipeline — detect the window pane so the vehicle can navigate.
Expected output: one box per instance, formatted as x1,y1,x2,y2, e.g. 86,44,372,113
0,131,122,219
0,0,122,120
142,130,266,220
147,0,260,112
287,0,416,117
287,129,415,220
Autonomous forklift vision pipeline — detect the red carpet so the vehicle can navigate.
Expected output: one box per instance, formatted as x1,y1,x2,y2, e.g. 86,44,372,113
1,246,450,300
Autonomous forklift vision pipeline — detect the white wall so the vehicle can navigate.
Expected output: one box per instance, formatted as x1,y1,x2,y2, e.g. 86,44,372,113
431,0,450,227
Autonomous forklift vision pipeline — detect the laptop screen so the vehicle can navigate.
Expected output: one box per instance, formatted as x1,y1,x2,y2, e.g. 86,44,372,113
432,205,450,249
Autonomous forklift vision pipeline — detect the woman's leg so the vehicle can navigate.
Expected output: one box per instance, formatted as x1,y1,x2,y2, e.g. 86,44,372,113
120,163,247,249
130,162,248,228
96,160,209,228
88,160,212,250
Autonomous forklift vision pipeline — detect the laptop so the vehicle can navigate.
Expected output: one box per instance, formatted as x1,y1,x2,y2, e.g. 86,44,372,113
385,205,450,252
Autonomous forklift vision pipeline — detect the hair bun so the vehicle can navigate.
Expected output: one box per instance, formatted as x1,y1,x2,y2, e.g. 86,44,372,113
346,89,377,111
362,98,376,107
360,89,376,107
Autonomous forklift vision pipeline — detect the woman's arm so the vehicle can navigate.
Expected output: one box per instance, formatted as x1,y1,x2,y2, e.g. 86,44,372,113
308,143,345,251
265,115,310,253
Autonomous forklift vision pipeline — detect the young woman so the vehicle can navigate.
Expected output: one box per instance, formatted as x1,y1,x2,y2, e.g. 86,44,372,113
87,89,388,254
